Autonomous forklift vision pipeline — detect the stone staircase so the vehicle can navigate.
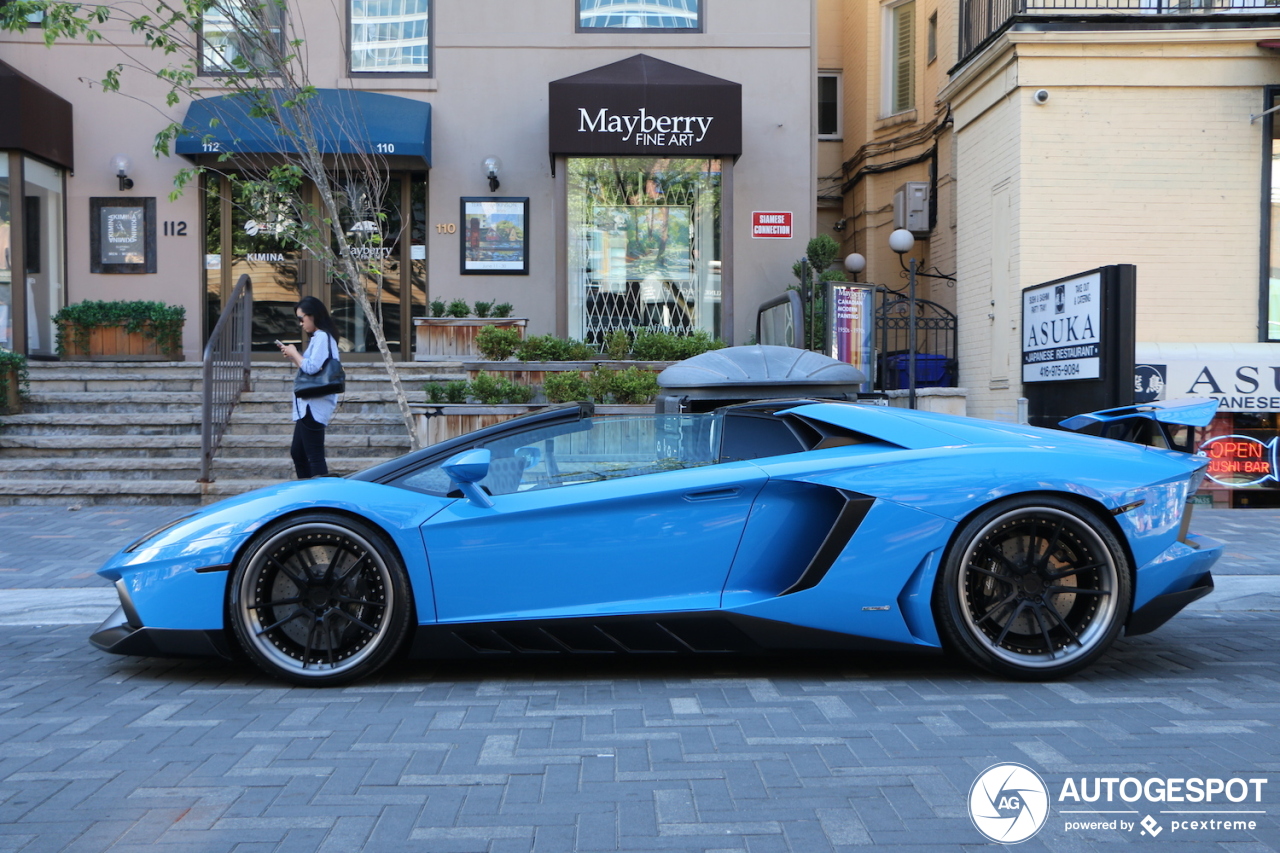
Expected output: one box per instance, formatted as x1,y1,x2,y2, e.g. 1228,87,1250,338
0,360,461,506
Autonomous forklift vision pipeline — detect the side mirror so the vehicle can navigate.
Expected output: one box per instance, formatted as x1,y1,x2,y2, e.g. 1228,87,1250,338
514,445,542,467
441,449,494,508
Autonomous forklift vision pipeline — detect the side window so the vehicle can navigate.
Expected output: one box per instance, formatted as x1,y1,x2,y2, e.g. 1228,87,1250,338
350,0,432,75
394,414,719,497
578,0,701,32
200,0,287,75
718,413,809,462
818,73,842,139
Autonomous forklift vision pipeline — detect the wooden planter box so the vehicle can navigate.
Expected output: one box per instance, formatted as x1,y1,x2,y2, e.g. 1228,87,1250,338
413,318,528,362
462,360,674,384
1,367,20,415
412,403,651,447
59,322,183,361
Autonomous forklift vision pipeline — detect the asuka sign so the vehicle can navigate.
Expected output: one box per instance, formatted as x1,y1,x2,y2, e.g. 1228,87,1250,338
1022,272,1103,382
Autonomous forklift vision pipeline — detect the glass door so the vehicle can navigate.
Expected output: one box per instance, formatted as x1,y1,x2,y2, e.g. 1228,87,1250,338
20,157,65,358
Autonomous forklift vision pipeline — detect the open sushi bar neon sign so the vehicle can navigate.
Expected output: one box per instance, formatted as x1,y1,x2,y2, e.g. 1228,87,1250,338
1198,435,1278,487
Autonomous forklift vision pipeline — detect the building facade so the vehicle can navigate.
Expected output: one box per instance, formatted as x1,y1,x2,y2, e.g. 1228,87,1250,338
1,0,818,361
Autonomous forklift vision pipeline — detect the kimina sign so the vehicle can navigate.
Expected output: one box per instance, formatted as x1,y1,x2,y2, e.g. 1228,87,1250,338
1022,272,1102,382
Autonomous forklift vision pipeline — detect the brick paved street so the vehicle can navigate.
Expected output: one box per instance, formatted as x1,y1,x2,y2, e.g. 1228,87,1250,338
0,506,1277,851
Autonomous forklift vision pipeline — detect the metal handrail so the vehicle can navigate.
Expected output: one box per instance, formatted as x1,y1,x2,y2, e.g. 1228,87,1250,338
199,275,253,483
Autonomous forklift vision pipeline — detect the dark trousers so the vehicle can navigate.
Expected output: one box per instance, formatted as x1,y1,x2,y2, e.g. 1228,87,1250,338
291,409,328,479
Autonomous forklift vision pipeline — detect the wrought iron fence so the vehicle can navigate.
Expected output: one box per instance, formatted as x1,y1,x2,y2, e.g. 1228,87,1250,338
960,0,1280,65
875,295,958,391
200,274,253,483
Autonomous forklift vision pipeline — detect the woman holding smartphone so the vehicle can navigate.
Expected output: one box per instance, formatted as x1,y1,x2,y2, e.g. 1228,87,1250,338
277,296,341,478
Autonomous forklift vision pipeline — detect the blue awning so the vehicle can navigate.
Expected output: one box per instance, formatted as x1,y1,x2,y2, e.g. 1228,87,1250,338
175,89,431,167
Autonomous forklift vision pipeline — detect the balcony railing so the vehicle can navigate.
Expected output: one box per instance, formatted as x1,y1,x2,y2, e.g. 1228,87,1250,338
959,0,1280,68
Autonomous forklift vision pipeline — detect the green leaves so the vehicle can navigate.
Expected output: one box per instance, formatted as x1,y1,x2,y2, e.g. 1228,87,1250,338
52,300,186,356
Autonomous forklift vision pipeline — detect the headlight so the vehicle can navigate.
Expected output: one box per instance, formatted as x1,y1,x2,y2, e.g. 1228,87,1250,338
124,513,197,553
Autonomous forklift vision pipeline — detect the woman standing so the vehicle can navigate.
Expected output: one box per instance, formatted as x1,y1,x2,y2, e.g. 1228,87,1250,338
278,296,341,479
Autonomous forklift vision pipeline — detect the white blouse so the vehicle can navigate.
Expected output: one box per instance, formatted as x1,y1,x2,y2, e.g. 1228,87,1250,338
292,330,340,425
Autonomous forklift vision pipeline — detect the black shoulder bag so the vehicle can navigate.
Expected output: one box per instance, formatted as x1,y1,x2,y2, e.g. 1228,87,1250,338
293,334,345,399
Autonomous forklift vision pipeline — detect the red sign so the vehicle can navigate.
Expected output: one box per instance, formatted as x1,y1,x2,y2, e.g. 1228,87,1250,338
751,211,793,239
1200,435,1276,487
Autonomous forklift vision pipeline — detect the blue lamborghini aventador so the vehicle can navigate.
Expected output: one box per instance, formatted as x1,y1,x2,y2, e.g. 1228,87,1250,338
90,397,1223,685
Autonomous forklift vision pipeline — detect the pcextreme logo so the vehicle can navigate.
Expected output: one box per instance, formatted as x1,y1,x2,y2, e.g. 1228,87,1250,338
968,763,1051,844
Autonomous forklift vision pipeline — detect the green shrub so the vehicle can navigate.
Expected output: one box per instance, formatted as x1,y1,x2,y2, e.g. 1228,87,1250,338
0,348,30,414
446,299,471,318
53,300,186,356
424,380,472,404
473,300,493,318
468,371,533,404
491,302,514,319
475,325,523,361
603,330,631,361
609,367,661,404
631,329,724,361
586,367,616,402
429,299,446,317
542,371,590,403
518,335,596,362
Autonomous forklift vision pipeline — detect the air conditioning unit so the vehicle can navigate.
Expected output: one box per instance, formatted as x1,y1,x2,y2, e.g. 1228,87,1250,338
893,182,930,237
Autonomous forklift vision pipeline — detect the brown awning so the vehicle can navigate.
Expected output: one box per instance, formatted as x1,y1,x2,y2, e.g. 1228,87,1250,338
549,54,741,159
0,59,74,171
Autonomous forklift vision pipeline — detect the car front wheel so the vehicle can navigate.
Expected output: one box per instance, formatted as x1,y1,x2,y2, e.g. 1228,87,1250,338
228,513,413,686
934,496,1132,679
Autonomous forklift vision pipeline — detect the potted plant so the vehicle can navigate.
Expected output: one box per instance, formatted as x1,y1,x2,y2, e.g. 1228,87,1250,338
54,300,186,361
0,348,29,415
413,300,526,361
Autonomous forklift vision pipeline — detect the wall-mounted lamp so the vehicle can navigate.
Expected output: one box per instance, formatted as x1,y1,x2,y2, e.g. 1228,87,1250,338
483,156,502,192
843,252,866,279
111,154,133,191
832,218,848,232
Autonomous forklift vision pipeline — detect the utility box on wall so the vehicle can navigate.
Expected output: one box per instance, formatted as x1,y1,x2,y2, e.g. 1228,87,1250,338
893,182,930,236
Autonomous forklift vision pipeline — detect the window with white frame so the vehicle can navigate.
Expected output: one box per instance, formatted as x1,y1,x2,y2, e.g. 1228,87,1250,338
818,73,842,139
350,0,431,74
199,0,286,75
578,0,701,31
883,1,915,116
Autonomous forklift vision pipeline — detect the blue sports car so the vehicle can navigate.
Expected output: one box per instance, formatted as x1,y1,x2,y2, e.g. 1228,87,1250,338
90,397,1223,686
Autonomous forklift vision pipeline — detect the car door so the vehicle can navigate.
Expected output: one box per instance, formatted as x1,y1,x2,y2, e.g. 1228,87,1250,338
415,413,768,622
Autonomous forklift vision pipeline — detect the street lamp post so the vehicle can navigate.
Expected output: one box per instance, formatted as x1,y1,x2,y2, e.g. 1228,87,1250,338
889,228,918,410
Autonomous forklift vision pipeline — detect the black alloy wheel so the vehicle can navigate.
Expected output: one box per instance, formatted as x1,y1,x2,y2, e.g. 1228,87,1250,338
934,496,1132,679
228,513,413,686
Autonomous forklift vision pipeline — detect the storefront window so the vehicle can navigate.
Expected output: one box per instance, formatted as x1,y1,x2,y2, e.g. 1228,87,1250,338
578,0,700,30
0,157,10,350
567,157,721,345
22,157,63,357
350,0,431,73
329,177,413,353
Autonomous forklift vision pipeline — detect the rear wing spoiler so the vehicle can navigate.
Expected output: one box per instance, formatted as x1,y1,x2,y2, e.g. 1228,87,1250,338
1059,398,1219,453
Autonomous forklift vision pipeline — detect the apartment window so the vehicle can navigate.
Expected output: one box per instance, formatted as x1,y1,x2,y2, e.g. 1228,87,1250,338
0,1,43,24
818,73,841,139
578,0,701,31
927,11,937,64
350,0,431,74
199,0,286,75
883,1,915,116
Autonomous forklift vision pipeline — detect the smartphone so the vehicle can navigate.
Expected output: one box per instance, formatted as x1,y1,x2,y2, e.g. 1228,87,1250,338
273,339,284,348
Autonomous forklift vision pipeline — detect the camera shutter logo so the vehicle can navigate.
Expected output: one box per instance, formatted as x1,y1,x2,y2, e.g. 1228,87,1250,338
969,763,1050,844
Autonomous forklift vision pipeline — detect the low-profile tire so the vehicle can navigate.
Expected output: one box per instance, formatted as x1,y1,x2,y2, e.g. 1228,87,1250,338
228,513,413,686
933,496,1132,680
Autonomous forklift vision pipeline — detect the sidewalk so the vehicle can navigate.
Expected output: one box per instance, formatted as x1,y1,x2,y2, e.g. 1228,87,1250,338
0,504,1275,623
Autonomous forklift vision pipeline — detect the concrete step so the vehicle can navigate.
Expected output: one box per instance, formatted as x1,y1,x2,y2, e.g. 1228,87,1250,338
222,412,409,436
0,456,390,480
0,477,301,506
0,434,408,458
22,392,204,414
0,413,204,436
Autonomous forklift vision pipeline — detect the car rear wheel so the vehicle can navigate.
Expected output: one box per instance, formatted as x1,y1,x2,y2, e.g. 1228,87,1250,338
228,513,412,686
934,496,1132,679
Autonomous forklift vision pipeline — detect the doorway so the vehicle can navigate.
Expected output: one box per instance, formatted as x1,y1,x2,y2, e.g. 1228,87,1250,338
203,172,427,358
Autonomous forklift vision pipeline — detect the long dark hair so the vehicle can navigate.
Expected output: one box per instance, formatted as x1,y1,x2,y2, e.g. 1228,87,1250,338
296,296,340,342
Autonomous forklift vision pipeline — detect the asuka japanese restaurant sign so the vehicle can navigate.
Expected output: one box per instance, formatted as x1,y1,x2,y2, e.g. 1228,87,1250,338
549,55,742,157
1022,272,1103,383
